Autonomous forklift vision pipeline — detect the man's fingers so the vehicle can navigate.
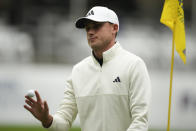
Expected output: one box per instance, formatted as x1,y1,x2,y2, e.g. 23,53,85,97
35,90,42,103
25,99,33,107
44,101,49,112
24,105,33,114
25,96,36,104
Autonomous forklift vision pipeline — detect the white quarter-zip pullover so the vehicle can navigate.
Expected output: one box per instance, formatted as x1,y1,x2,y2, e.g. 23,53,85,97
48,42,151,131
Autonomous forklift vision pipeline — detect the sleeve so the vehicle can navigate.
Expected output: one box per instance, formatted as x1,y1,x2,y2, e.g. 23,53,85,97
48,75,78,131
126,58,151,131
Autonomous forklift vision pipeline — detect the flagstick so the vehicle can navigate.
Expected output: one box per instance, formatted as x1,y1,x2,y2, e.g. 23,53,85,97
167,33,175,131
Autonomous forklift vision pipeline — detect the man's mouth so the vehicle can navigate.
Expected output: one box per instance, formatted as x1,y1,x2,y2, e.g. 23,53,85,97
89,37,97,41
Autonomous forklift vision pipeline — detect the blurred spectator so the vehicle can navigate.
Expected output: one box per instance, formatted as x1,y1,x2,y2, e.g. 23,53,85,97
0,19,34,63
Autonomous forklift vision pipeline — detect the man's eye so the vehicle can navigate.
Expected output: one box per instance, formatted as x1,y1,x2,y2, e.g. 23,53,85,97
86,27,90,31
85,23,103,31
94,24,103,29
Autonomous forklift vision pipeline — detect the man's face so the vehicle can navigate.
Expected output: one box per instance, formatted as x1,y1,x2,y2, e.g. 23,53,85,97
85,21,117,51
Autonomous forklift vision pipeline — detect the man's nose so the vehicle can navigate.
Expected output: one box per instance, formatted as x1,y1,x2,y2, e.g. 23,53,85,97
87,28,95,35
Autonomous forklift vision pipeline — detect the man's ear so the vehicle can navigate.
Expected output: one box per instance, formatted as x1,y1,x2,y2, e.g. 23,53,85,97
113,24,118,32
112,24,118,37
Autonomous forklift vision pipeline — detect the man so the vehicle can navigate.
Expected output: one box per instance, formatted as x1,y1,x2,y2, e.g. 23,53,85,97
24,6,151,131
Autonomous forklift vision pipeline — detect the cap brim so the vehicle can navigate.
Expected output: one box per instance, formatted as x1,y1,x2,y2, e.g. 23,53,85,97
75,17,107,29
75,17,89,28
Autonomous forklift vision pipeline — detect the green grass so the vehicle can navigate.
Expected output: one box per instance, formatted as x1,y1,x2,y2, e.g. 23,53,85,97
0,125,194,131
0,125,81,131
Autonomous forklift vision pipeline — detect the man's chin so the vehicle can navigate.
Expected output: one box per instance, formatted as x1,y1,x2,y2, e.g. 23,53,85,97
90,43,101,50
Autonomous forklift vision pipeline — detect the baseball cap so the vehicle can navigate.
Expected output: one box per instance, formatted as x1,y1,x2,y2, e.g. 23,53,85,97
75,6,119,31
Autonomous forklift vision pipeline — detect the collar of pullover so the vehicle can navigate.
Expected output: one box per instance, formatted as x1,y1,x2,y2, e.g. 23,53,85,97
92,41,121,65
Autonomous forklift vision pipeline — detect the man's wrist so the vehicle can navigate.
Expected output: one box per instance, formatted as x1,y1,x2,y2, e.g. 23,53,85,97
42,115,53,128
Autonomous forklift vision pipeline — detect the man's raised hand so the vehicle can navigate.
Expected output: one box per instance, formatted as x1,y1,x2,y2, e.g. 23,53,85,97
24,90,53,128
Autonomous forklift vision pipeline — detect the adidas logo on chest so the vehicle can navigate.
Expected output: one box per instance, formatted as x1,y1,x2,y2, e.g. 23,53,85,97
113,76,121,83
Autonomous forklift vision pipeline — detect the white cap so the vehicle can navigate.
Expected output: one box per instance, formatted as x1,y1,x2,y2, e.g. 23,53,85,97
75,6,119,31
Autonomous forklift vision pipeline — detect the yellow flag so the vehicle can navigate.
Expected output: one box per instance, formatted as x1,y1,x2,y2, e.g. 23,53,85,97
160,0,186,64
